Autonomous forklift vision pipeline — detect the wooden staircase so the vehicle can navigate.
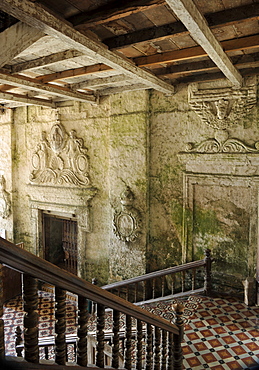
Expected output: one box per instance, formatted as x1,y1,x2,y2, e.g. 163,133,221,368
0,237,212,369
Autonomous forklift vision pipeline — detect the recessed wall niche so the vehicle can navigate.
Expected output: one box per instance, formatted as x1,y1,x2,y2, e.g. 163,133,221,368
178,136,259,297
28,122,97,277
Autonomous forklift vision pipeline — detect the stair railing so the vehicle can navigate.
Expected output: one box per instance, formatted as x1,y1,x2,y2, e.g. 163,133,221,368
102,249,212,304
0,237,183,369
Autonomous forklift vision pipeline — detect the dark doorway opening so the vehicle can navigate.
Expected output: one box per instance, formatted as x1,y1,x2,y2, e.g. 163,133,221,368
43,213,78,275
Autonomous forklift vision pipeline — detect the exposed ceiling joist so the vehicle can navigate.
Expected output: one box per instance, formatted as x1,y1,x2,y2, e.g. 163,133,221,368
134,34,259,67
165,0,243,87
0,90,55,107
99,83,149,96
0,70,98,103
73,74,131,90
104,3,259,50
11,49,84,73
70,0,165,28
0,0,175,95
0,21,44,68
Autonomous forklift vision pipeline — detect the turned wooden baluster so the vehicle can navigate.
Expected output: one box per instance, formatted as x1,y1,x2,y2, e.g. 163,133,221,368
136,319,143,370
181,271,185,292
204,249,212,295
161,276,165,297
161,330,167,370
167,332,173,370
77,295,88,367
134,282,138,302
192,268,196,291
0,264,4,359
172,302,184,370
96,303,105,368
152,279,155,299
171,274,175,295
15,326,23,357
112,309,120,368
124,314,132,370
23,274,39,363
143,281,147,301
55,287,66,365
154,326,161,370
146,323,153,370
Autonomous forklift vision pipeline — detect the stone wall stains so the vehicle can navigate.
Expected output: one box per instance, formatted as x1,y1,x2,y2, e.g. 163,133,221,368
1,83,258,296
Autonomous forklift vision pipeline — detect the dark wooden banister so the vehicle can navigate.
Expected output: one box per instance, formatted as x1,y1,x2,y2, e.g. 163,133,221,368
0,237,184,369
102,249,212,304
0,237,179,333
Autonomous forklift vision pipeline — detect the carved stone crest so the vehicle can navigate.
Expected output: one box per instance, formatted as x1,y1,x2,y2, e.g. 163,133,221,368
186,130,259,154
113,186,142,243
188,77,257,129
0,175,11,219
30,124,90,187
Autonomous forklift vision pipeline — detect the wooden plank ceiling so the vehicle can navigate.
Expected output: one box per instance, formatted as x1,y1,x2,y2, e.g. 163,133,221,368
0,0,258,108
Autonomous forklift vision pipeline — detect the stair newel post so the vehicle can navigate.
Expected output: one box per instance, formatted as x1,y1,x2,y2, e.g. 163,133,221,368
124,314,132,370
96,303,105,368
154,326,161,370
0,264,4,359
23,274,39,363
136,319,143,370
55,287,67,365
204,248,212,296
172,302,184,370
112,309,120,369
146,323,153,370
77,295,88,367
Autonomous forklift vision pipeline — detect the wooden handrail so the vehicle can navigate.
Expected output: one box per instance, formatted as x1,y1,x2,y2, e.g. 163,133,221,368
0,236,186,370
0,237,179,333
102,249,212,304
102,259,206,289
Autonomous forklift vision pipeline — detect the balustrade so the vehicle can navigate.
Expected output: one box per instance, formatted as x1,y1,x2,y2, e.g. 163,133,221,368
0,237,185,369
102,249,212,304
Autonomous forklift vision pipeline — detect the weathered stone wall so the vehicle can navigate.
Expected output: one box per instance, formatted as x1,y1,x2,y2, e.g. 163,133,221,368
1,82,259,296
0,109,14,241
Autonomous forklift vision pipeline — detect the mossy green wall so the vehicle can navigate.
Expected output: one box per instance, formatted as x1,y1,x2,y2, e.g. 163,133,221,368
1,84,259,295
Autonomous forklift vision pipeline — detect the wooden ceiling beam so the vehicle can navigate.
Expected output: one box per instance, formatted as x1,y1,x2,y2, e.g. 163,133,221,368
38,64,113,83
155,52,259,78
26,34,259,85
0,91,55,107
0,70,98,103
134,35,259,67
11,50,84,73
69,0,165,28
165,0,243,87
0,21,44,68
72,74,132,90
0,0,175,95
104,3,259,50
98,83,149,96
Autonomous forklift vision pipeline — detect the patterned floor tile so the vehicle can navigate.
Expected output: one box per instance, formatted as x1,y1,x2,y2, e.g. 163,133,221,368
3,292,259,369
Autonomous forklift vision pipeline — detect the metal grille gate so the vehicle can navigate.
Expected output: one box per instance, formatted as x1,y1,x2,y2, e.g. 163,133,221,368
43,214,78,275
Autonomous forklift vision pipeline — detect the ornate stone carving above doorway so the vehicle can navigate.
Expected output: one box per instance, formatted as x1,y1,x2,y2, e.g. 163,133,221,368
113,186,142,243
30,123,90,186
186,130,259,154
188,77,257,129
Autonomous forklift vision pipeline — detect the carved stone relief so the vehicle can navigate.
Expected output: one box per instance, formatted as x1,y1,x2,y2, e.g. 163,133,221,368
188,77,257,129
186,130,259,154
113,186,142,243
30,123,90,187
0,175,11,219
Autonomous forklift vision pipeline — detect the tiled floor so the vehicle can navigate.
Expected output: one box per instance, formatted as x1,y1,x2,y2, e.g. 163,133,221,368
3,292,259,369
